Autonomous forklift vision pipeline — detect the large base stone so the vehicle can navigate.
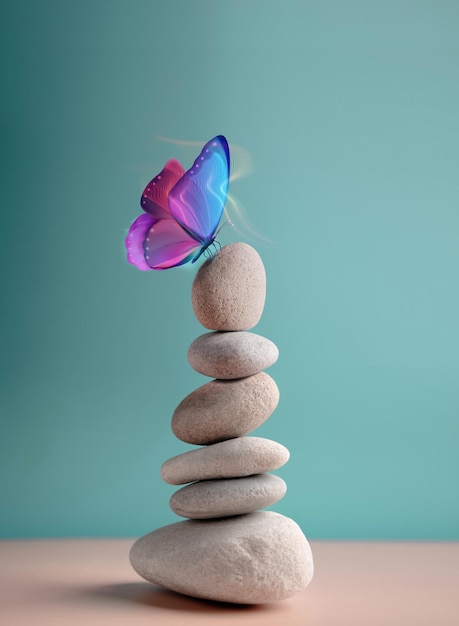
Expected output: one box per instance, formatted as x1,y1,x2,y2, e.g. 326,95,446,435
130,511,313,604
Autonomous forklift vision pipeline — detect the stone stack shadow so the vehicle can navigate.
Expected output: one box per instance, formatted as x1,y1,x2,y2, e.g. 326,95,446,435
130,243,313,604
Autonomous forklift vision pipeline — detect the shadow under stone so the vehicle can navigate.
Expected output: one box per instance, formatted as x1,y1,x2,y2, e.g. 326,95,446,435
83,581,278,613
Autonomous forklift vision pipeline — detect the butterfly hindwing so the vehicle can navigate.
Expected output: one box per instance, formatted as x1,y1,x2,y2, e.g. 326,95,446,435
143,219,201,270
125,213,156,271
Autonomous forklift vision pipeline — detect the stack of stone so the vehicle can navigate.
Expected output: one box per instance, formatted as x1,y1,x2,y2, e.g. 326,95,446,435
130,243,313,604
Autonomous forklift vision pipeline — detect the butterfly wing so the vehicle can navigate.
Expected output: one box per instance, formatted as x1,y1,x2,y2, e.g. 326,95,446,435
126,158,193,270
125,213,202,270
125,213,156,271
140,159,185,219
142,219,201,269
168,135,230,246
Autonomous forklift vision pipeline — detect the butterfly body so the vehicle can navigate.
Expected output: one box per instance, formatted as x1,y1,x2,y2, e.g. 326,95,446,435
126,136,230,270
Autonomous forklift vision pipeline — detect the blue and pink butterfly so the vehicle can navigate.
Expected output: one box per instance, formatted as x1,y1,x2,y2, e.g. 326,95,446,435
126,135,230,270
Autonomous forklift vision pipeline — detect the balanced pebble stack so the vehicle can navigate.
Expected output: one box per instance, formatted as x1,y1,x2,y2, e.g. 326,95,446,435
130,243,314,604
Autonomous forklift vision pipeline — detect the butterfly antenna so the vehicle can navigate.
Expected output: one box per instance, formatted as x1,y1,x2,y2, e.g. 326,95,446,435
216,220,233,237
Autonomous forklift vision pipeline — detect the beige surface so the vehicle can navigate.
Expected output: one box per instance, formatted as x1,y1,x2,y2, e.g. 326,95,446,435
1,539,458,626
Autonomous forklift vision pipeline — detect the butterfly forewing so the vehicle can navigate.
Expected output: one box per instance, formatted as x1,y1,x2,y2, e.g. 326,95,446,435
141,159,185,219
168,136,230,245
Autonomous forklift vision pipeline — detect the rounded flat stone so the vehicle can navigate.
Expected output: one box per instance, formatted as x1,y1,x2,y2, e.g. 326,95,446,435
171,372,279,445
192,242,266,331
187,331,279,379
161,436,290,485
169,473,287,519
130,511,314,604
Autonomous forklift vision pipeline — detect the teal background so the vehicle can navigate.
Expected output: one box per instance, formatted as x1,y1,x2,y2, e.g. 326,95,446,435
1,0,458,539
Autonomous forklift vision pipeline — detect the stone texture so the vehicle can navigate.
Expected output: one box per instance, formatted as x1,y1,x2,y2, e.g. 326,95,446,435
169,473,287,519
192,242,266,331
171,372,279,445
187,331,279,379
130,511,314,604
161,436,290,485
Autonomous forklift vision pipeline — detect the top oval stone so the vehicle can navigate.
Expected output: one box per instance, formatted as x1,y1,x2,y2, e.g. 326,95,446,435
192,243,266,330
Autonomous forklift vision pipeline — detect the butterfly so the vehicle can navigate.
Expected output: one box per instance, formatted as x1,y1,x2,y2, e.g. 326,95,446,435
125,135,230,270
